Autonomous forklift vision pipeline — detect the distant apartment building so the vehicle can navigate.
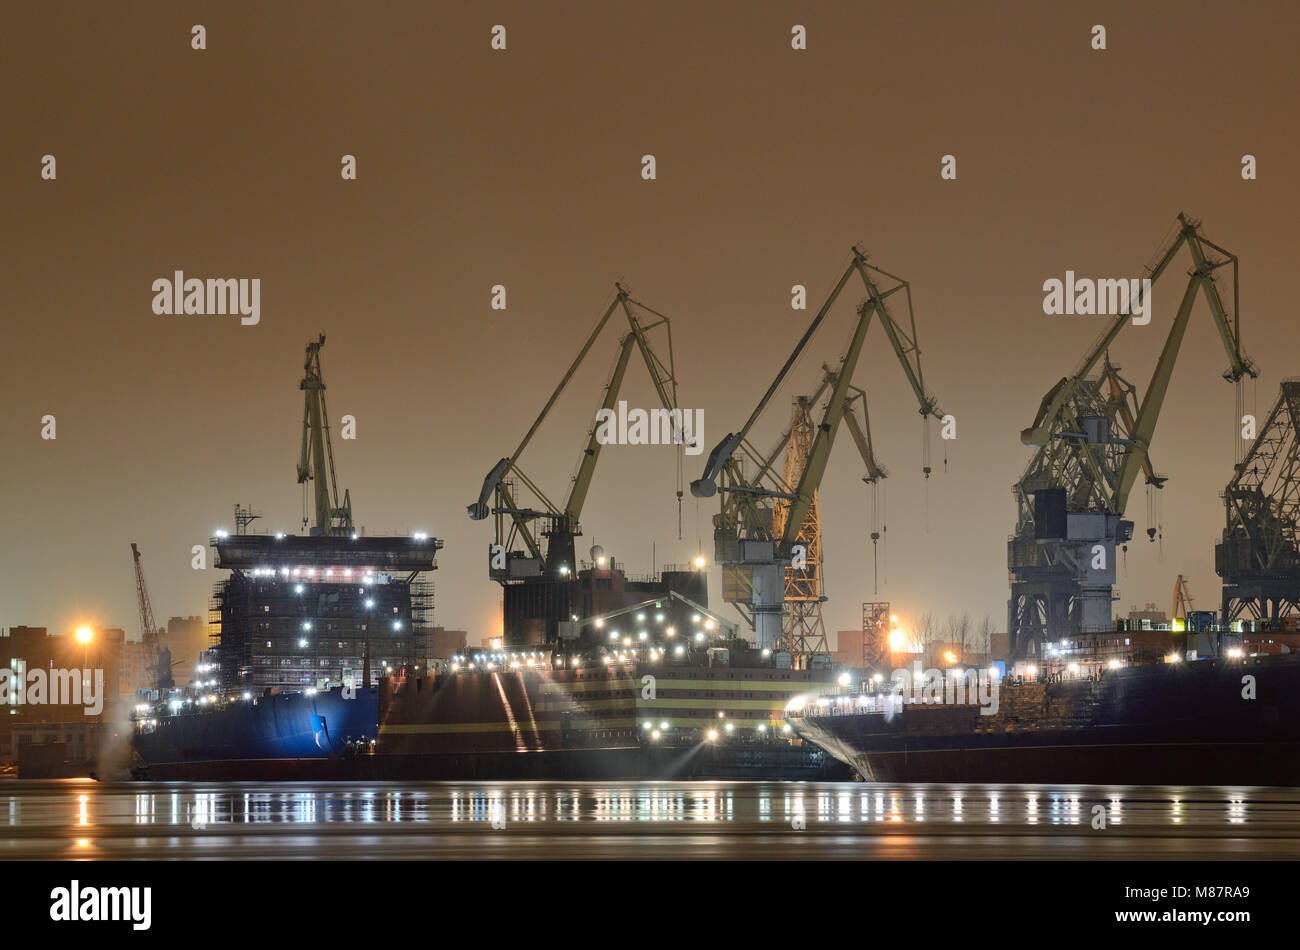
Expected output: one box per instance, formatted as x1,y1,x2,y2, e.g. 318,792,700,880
1,625,124,765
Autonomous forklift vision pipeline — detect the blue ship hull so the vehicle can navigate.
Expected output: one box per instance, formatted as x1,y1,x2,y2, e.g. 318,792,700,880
132,687,378,780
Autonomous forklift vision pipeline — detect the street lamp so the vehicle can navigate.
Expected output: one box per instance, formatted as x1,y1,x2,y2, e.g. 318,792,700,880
75,626,94,692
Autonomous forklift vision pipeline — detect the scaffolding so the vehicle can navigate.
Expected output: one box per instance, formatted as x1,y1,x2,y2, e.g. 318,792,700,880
774,396,830,662
206,533,441,690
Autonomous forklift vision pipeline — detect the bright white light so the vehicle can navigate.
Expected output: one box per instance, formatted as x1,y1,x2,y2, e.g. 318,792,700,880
365,599,375,609
693,556,705,568
837,672,851,686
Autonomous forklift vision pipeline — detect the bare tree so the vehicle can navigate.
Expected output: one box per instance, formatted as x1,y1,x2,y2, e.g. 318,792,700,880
944,612,971,660
977,616,994,656
917,610,938,645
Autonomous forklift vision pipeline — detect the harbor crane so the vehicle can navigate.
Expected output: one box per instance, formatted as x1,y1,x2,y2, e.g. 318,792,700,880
1218,380,1300,626
297,334,354,537
130,543,174,690
1009,213,1256,657
468,284,681,584
691,248,943,652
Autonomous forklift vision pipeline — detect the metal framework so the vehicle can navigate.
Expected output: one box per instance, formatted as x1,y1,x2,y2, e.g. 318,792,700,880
1217,380,1300,623
862,601,891,673
1008,213,1256,656
774,396,829,659
692,248,942,651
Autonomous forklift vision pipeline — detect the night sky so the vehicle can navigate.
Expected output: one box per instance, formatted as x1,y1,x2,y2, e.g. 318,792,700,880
4,1,1298,664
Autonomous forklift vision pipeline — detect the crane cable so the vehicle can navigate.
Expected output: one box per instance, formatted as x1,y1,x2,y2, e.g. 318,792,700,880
922,416,932,533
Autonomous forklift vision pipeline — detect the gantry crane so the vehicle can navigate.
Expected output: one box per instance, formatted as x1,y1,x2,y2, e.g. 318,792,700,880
297,334,354,537
1009,213,1256,656
468,284,680,603
130,543,174,690
1217,380,1300,626
691,248,943,652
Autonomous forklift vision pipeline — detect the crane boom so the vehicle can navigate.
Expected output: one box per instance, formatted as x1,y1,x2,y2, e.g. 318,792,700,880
130,543,174,690
131,543,157,643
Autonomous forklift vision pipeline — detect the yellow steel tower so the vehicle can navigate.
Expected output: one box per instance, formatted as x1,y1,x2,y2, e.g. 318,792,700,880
773,395,829,662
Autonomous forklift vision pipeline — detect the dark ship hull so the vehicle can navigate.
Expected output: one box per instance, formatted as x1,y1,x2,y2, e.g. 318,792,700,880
788,654,1300,785
131,664,850,781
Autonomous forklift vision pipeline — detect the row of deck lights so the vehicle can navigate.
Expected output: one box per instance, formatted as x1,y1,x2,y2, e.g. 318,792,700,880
640,716,794,742
214,530,432,542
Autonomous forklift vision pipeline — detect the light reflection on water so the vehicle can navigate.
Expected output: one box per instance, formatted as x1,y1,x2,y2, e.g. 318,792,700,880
3,780,1296,860
2,781,1284,831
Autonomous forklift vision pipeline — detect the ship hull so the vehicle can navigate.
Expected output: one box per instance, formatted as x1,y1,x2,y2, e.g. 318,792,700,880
789,654,1300,785
131,664,851,781
131,687,379,779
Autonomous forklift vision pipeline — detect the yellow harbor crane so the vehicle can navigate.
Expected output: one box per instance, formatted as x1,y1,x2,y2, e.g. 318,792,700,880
691,248,943,653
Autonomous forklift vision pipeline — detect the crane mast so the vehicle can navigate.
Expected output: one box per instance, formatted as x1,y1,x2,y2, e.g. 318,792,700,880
1008,213,1256,656
297,334,354,537
691,248,943,652
772,366,888,661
